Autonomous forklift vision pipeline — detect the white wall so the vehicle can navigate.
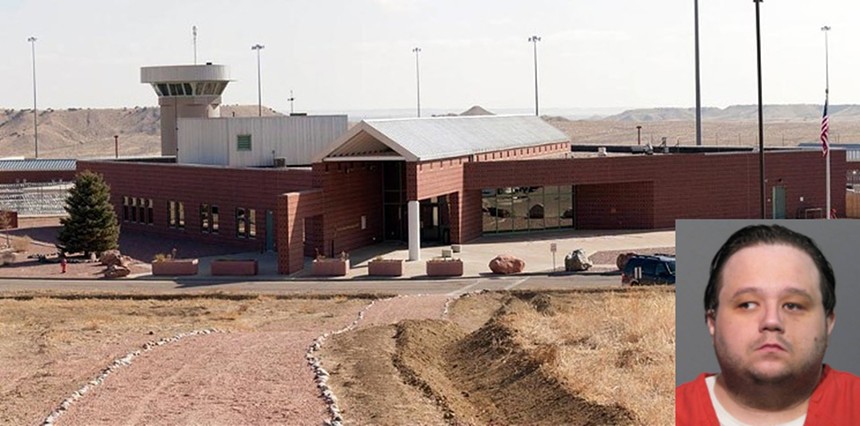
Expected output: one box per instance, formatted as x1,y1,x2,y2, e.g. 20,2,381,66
178,115,347,167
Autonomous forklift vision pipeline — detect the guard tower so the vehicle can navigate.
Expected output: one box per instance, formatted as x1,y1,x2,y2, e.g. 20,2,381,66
141,64,231,156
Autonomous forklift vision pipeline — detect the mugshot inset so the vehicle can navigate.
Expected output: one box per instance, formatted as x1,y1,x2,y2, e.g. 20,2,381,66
675,220,860,425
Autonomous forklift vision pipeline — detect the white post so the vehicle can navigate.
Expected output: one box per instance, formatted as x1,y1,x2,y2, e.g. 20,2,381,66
826,150,831,219
408,200,421,261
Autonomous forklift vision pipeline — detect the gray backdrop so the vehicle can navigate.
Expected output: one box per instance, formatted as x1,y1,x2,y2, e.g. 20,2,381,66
676,220,860,386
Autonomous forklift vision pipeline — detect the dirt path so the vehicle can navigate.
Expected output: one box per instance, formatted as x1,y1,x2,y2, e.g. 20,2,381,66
58,331,327,425
48,295,454,425
356,294,451,329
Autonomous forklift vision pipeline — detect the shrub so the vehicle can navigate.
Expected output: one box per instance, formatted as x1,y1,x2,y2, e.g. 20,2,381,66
11,236,31,253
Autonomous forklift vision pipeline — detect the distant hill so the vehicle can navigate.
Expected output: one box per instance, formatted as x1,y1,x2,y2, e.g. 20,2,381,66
0,105,282,159
606,104,860,122
4,103,860,159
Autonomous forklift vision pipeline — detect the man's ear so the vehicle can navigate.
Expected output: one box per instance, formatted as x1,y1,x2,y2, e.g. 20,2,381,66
826,311,836,337
706,309,716,337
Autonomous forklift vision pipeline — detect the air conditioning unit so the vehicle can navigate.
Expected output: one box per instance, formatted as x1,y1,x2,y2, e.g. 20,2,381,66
273,157,287,167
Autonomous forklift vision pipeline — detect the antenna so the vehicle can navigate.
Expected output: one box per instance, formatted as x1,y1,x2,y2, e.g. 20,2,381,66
288,90,295,114
192,26,198,64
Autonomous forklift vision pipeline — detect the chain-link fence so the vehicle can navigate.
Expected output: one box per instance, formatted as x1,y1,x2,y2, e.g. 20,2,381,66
0,181,71,216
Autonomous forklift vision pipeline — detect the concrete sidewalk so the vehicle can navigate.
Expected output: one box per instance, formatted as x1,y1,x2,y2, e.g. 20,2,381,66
176,228,675,280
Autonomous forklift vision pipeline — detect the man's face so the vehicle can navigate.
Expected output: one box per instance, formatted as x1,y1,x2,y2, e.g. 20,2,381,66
707,243,835,384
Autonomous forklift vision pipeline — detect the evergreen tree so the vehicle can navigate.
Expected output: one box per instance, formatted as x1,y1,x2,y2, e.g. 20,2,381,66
57,170,119,257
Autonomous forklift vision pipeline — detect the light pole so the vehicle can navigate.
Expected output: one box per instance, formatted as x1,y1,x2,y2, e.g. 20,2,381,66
412,47,421,117
251,44,265,117
636,125,642,146
754,0,765,219
193,26,198,64
288,90,295,115
528,35,541,117
822,25,831,219
694,0,702,146
27,36,38,158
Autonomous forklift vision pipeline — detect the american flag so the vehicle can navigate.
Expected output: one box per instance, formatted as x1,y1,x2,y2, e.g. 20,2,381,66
821,97,830,156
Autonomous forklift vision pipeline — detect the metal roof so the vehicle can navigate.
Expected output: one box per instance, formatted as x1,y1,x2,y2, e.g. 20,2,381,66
0,159,76,171
140,64,230,83
315,115,570,162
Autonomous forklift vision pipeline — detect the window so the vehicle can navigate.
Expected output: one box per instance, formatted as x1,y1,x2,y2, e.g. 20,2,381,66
481,186,573,234
237,134,252,151
200,204,219,233
211,205,219,233
137,198,147,225
178,202,185,228
123,196,151,225
169,201,176,227
201,203,210,233
236,208,246,238
146,199,154,225
169,201,186,229
235,208,256,239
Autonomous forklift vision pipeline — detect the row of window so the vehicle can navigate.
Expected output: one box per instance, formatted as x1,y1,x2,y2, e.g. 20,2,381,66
122,196,154,225
481,186,574,233
123,197,256,239
154,81,228,97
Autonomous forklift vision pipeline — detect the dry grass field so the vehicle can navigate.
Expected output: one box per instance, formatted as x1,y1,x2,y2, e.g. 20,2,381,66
319,288,675,425
0,289,674,425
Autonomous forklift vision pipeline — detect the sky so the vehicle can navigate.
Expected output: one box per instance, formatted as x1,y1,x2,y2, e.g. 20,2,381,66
1,0,858,116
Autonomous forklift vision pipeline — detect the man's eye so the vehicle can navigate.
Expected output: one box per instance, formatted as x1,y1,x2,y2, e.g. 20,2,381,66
738,302,757,310
784,303,804,311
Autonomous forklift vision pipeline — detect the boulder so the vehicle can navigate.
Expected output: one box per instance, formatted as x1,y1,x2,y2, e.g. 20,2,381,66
564,249,593,272
489,254,525,274
0,248,15,266
100,250,122,267
104,264,131,279
528,203,545,219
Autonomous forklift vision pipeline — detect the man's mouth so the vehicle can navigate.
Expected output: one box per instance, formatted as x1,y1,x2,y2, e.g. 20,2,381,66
757,342,786,352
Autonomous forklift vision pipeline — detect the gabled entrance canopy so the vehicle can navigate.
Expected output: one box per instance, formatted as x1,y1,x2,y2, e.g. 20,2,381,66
314,115,569,163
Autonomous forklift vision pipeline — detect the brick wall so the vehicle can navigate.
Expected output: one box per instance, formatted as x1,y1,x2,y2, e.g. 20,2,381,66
277,189,324,274
0,170,76,185
78,160,315,251
314,161,384,257
575,182,654,229
464,150,846,235
472,142,569,162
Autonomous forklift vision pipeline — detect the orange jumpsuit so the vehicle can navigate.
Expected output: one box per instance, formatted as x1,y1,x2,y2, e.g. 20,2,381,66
676,365,860,426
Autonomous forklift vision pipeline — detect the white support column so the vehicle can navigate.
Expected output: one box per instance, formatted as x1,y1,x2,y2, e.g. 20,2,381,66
408,200,421,261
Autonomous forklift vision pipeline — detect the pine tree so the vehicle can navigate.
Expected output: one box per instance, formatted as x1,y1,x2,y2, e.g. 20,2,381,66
57,170,119,257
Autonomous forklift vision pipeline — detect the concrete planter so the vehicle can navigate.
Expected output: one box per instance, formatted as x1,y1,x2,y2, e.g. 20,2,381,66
311,258,348,277
426,259,463,277
368,259,404,277
151,259,199,276
211,259,258,276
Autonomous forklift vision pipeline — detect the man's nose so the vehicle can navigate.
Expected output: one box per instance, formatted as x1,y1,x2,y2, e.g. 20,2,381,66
759,303,784,333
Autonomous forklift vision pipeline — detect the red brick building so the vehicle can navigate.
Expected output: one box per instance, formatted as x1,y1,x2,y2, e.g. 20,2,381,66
0,159,76,185
78,115,846,275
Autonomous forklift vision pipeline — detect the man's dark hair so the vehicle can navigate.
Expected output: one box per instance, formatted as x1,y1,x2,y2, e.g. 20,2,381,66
704,224,836,317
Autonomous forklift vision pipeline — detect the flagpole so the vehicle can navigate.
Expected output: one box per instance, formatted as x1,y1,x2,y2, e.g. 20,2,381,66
822,26,831,219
